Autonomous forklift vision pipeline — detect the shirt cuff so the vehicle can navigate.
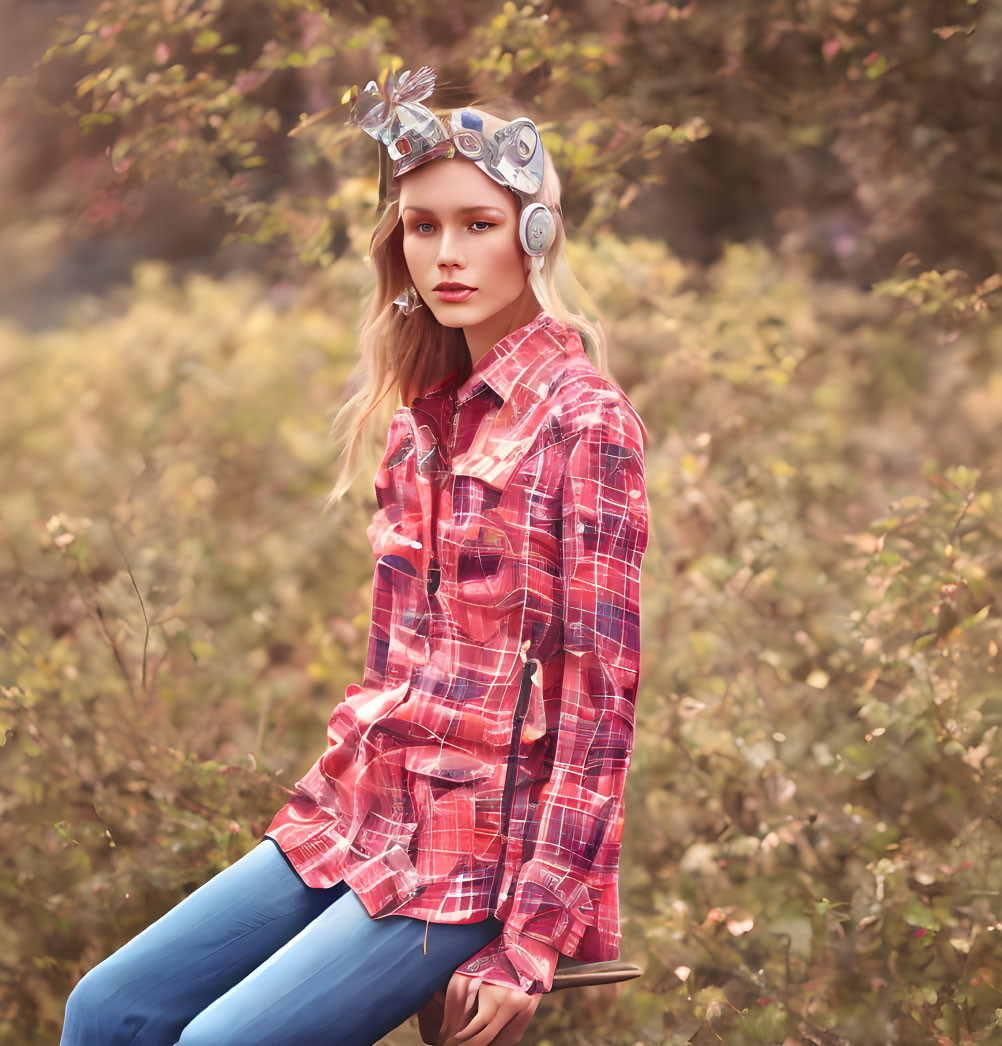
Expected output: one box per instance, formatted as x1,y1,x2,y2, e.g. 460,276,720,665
453,931,561,995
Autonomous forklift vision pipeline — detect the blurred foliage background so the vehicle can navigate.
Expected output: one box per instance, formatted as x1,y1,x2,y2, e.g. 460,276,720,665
2,0,1002,1043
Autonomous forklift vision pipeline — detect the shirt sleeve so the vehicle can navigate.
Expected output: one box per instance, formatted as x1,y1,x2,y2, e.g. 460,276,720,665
453,393,649,995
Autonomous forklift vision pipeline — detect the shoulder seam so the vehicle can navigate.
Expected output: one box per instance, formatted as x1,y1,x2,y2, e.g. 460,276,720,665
547,369,647,444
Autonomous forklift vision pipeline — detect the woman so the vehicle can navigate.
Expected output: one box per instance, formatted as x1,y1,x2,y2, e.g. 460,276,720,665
61,67,649,1046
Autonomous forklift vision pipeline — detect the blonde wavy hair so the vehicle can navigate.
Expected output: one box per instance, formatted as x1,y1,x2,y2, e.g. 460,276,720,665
326,112,609,507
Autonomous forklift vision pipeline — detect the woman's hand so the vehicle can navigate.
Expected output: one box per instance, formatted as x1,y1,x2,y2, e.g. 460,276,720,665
438,971,540,1046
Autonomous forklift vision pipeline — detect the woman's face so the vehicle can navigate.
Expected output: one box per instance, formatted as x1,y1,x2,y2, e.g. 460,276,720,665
398,157,537,359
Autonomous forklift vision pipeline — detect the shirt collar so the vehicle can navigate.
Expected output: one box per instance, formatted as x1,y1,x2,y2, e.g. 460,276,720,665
453,312,581,406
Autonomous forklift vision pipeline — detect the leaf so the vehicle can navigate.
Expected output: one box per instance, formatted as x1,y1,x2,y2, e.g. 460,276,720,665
960,605,991,630
193,29,222,51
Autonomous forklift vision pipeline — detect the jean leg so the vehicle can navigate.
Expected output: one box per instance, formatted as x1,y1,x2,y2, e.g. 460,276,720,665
61,839,348,1046
175,889,504,1046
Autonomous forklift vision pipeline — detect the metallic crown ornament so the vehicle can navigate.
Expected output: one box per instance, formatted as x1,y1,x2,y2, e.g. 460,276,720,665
349,66,451,180
348,66,557,262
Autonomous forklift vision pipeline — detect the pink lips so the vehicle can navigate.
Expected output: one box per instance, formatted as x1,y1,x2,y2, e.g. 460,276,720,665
434,282,476,303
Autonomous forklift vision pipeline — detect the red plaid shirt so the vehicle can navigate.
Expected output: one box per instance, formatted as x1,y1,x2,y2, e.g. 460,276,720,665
266,312,649,995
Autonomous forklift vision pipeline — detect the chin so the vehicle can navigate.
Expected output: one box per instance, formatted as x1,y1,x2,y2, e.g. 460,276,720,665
428,311,468,329
427,304,487,328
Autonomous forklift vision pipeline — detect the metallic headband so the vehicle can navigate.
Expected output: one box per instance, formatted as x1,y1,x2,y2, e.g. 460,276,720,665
347,66,546,208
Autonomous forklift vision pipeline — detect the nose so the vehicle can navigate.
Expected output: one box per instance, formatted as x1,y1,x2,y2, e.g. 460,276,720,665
436,225,465,271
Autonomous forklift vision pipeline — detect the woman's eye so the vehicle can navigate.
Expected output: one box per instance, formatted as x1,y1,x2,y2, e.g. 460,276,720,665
470,221,495,232
415,222,434,234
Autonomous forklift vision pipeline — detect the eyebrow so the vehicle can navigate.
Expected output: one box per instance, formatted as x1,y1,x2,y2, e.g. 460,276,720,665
401,205,509,220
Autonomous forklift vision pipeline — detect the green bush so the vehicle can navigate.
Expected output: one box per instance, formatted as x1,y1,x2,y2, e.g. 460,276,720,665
0,260,378,1042
5,0,1002,1041
603,242,1002,1046
3,240,1002,1044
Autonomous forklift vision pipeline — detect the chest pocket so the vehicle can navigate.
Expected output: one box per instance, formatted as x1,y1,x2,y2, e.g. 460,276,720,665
441,400,560,642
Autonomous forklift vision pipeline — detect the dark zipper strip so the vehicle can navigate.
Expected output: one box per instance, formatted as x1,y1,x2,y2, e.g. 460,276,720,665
489,657,537,905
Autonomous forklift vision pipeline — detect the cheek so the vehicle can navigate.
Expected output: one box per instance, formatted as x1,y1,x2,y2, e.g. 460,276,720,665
486,237,528,291
401,236,421,277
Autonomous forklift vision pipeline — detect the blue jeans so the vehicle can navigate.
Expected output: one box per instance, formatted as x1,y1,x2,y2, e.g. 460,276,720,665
61,838,504,1046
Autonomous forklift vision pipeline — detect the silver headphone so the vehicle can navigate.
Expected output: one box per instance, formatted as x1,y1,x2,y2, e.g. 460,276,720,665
519,202,556,257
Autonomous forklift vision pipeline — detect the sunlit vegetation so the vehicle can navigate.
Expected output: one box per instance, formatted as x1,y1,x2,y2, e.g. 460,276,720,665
2,0,1001,1043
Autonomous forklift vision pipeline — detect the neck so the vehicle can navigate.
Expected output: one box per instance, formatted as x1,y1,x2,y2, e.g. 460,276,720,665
463,290,541,366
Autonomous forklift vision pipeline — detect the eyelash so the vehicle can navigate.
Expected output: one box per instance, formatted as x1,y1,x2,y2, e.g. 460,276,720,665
412,221,495,234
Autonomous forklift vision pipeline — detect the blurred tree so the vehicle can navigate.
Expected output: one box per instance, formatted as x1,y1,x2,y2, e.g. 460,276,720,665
2,0,999,314
3,1,1002,1044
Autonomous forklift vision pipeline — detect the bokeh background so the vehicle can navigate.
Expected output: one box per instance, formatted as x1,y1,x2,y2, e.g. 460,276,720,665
3,1,1002,1043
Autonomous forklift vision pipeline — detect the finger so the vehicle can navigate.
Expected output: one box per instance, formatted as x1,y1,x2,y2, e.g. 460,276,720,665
489,1007,535,1046
444,977,482,1045
460,978,480,1029
441,1001,484,1046
457,996,530,1046
453,1008,492,1042
492,991,541,1046
442,974,477,1042
452,992,500,1043
439,982,462,1044
460,1013,510,1046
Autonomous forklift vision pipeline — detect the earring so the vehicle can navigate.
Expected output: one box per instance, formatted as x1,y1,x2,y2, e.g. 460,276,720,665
393,286,424,315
